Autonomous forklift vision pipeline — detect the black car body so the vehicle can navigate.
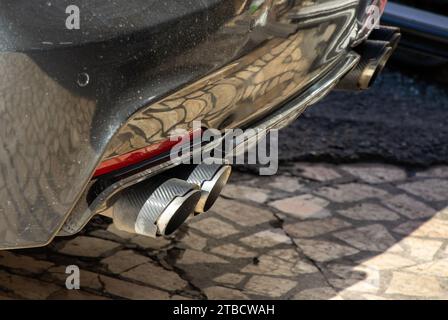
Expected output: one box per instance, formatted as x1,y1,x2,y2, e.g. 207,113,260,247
0,0,397,249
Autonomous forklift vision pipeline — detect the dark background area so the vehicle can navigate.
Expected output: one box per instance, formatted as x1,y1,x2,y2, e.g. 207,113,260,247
395,0,448,15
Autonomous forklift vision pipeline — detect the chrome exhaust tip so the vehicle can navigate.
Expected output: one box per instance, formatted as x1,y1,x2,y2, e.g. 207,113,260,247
188,164,232,214
356,40,394,90
155,186,201,235
169,162,232,214
337,40,394,91
336,26,401,91
369,26,401,52
111,178,201,237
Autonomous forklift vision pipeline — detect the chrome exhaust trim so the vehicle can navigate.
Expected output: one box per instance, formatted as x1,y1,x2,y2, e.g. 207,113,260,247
111,178,201,237
336,26,401,91
187,164,232,214
109,163,231,238
356,40,393,90
169,162,232,214
369,26,401,51
337,40,393,91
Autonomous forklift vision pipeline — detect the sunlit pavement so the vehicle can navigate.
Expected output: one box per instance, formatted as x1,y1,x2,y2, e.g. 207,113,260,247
0,162,448,300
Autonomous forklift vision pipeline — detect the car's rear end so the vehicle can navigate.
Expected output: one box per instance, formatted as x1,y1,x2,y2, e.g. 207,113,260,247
0,0,399,250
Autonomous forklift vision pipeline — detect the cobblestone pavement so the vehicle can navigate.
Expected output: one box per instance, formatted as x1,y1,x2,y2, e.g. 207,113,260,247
1,163,448,300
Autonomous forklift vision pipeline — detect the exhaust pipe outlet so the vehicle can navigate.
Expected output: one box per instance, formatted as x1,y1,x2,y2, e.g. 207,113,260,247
188,163,232,214
337,26,401,91
112,178,201,237
170,162,232,214
369,26,401,51
337,40,393,90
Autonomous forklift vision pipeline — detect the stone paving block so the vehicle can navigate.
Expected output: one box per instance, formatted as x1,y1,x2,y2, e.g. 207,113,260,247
240,229,292,248
0,251,54,273
341,164,407,184
385,272,447,298
122,263,188,291
269,194,331,219
316,183,389,203
362,294,389,300
334,224,400,252
358,253,415,270
392,221,423,236
338,203,400,221
399,179,448,202
211,244,256,258
284,218,351,238
204,286,249,300
106,223,135,240
58,236,120,258
177,250,228,265
436,207,448,220
403,259,448,277
212,198,274,227
244,275,296,298
101,250,149,274
292,287,342,300
268,176,305,193
0,294,13,300
177,231,208,251
328,264,381,294
0,270,61,299
382,194,436,220
170,295,192,300
331,279,379,294
294,164,341,182
268,248,305,261
48,289,109,300
89,229,126,244
241,251,317,276
131,235,171,250
294,239,359,262
416,166,448,178
221,185,269,203
398,237,443,262
189,217,239,238
100,275,170,299
394,219,448,239
214,273,245,285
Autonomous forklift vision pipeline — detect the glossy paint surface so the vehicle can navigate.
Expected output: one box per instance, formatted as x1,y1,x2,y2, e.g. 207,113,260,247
0,0,372,249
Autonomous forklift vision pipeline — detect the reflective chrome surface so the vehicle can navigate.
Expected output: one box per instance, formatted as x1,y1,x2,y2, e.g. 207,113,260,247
60,52,360,237
112,178,200,238
0,0,373,249
337,26,400,90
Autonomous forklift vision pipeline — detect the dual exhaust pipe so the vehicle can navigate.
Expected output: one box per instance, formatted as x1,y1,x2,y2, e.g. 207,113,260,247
337,26,401,91
110,162,232,238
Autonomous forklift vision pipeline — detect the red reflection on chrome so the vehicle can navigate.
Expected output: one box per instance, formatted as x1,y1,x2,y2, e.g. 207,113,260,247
379,0,388,13
93,130,200,178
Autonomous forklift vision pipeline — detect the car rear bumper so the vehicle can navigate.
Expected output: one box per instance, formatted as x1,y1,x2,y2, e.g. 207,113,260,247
0,0,381,249
59,52,361,237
